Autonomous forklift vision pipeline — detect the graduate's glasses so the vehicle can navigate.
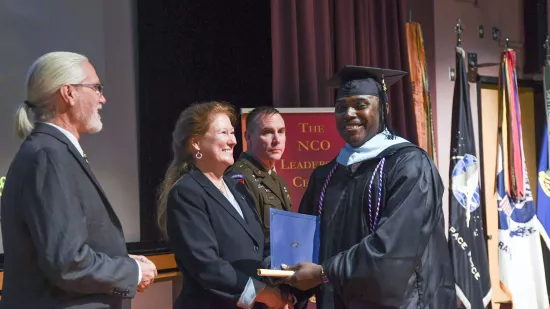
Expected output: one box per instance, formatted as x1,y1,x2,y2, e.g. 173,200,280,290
71,83,104,96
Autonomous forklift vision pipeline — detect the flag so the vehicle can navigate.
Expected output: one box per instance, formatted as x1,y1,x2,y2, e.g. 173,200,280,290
448,46,492,309
537,129,550,244
406,22,437,165
536,55,550,294
537,59,550,243
496,48,549,309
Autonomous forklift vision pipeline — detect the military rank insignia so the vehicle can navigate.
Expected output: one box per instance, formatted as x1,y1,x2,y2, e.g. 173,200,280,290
283,186,290,200
230,174,245,184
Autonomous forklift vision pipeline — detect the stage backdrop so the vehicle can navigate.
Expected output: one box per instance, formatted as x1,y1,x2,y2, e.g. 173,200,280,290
240,108,345,211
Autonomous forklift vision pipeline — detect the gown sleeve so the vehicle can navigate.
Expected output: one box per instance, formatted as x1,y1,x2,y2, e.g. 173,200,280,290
321,150,444,306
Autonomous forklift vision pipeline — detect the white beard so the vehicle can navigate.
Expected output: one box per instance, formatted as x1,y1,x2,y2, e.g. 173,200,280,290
87,114,103,133
77,99,103,133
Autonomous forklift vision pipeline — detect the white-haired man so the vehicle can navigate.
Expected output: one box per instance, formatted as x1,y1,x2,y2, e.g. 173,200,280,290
1,51,157,309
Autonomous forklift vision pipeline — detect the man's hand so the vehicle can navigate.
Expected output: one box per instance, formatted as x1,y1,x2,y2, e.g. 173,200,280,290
130,255,158,292
282,262,323,291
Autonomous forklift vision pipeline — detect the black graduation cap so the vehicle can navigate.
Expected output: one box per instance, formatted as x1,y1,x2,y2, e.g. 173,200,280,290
328,65,408,100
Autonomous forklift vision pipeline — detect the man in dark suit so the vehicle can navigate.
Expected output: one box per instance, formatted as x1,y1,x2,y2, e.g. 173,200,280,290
0,51,157,309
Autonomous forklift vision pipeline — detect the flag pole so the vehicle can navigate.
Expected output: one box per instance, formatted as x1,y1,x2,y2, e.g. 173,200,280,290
544,35,550,64
455,19,464,60
455,18,462,48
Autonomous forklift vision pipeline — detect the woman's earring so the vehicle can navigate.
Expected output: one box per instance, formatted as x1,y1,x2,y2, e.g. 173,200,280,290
195,151,203,159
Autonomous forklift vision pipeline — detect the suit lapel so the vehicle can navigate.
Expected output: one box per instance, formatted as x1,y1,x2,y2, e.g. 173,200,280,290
33,123,124,231
258,174,279,197
224,176,264,242
66,145,124,231
190,169,260,243
274,173,293,211
258,173,292,211
240,153,290,210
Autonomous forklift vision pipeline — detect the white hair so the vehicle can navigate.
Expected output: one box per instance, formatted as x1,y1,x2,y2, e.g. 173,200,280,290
15,51,88,140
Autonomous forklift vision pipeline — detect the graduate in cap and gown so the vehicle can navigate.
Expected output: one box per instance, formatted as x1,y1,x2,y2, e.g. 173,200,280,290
283,66,456,309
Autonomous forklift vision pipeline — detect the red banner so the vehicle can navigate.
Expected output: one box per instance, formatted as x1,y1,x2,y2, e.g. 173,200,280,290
241,108,345,211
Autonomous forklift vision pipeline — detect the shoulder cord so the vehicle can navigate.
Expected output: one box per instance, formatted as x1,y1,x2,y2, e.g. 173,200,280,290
317,158,386,232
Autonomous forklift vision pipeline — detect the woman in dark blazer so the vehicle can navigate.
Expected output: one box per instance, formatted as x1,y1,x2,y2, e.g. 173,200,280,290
157,101,292,309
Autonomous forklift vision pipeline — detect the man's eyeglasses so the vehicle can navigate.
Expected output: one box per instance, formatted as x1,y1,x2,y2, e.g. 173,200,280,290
71,83,104,96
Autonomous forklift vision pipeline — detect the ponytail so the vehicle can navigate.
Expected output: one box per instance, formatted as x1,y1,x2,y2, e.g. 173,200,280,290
14,103,35,140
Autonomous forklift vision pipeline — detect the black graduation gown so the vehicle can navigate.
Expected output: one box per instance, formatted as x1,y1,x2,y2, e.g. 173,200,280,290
299,143,456,309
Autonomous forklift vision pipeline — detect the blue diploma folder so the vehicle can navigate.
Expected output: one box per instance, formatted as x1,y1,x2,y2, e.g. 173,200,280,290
269,208,320,270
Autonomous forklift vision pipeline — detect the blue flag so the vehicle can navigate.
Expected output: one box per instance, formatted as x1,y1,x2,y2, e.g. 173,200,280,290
537,125,550,237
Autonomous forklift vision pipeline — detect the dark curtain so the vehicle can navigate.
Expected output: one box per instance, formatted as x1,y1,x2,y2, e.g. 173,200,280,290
136,0,272,241
271,0,418,144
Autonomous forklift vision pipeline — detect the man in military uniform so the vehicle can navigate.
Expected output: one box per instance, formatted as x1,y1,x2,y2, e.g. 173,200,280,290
226,106,292,256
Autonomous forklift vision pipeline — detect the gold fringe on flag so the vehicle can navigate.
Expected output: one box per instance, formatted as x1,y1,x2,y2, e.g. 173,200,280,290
498,48,526,199
406,22,437,166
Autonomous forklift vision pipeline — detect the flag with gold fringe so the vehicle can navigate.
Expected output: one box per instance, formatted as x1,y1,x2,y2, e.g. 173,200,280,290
496,48,549,309
406,22,437,165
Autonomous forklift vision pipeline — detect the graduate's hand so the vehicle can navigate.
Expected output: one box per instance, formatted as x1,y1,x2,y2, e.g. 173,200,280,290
282,262,323,291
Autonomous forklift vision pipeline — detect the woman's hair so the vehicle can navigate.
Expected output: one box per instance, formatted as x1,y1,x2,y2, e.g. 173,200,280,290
15,51,88,140
157,101,237,237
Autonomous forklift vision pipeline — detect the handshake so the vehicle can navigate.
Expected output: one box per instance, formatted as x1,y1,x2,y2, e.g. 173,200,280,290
129,254,158,292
